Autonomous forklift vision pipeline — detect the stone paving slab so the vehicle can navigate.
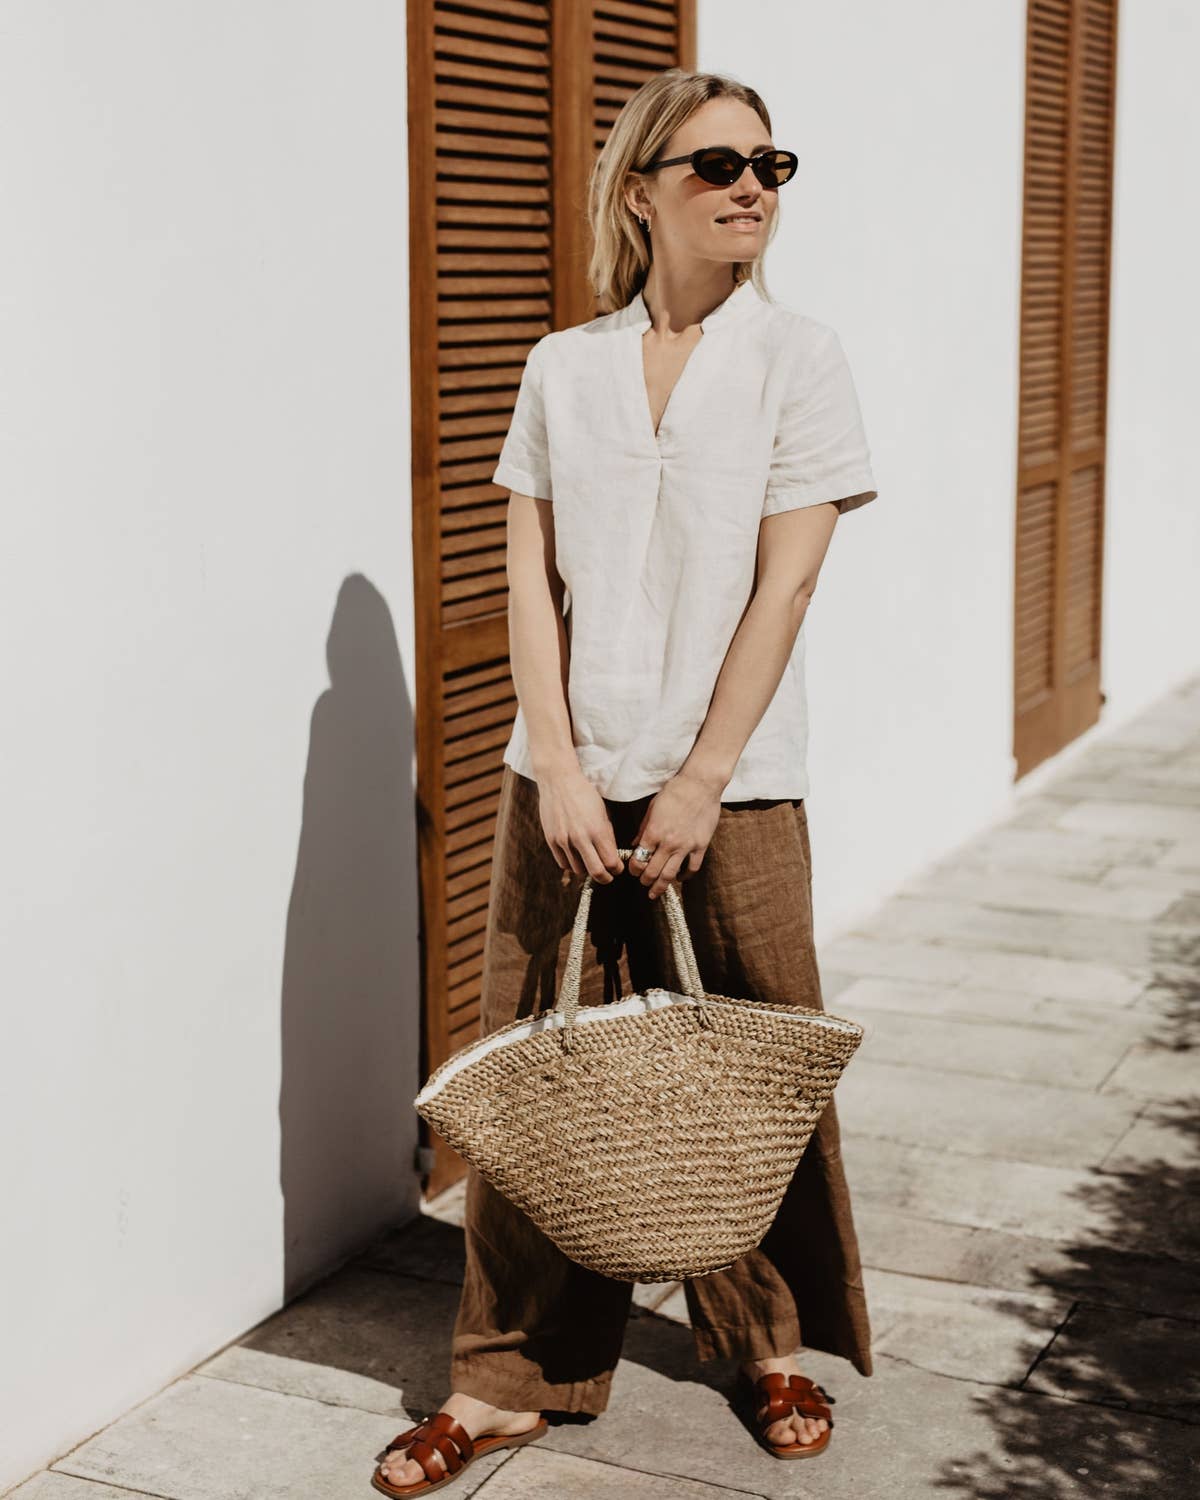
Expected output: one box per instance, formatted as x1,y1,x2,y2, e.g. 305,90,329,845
46,1373,510,1499
846,1132,1200,1267
1025,1301,1200,1426
1100,861,1200,896
832,972,1007,1018
820,935,983,987
1157,835,1200,874
7,1478,147,1500
947,825,1169,878
836,1060,1138,1168
852,1204,1200,1321
1059,746,1200,776
863,1266,1070,1384
1055,800,1200,843
842,1134,1121,1246
1122,759,1200,790
1077,716,1200,754
905,865,1181,922
856,893,1184,969
822,935,1145,1005
474,1446,762,1500
1005,790,1089,829
851,1006,1138,1089
1134,988,1200,1036
840,974,1155,1035
1101,1101,1198,1173
1159,891,1200,924
1098,1040,1200,1101
1032,772,1200,810
197,1263,458,1414
358,1211,467,1288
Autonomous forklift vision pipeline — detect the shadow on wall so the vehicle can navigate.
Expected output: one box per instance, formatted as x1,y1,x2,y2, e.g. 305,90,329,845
278,573,420,1300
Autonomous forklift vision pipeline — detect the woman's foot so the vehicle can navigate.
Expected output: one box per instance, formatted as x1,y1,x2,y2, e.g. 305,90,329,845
378,1392,543,1488
739,1354,830,1449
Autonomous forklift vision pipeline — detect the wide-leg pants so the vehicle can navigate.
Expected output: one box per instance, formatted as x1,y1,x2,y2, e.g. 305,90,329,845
448,764,874,1415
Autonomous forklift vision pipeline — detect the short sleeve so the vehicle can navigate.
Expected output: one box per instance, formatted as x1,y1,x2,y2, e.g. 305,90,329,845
761,326,878,518
492,338,553,501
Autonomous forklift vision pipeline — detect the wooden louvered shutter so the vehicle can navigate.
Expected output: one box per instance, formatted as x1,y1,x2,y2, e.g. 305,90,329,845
1014,0,1119,777
409,0,696,1196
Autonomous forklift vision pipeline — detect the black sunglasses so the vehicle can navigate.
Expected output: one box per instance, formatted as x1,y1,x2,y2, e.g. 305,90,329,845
637,146,798,189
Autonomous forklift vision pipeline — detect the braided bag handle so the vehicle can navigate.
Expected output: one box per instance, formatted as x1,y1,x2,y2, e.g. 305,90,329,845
555,848,717,1044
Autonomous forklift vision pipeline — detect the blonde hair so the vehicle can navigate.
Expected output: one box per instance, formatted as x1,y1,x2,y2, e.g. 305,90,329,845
586,68,780,315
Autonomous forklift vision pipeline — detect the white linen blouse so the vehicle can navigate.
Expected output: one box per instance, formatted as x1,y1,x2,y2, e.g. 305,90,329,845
492,275,879,802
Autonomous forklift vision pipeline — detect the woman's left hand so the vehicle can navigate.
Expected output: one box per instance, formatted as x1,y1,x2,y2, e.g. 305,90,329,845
627,770,723,898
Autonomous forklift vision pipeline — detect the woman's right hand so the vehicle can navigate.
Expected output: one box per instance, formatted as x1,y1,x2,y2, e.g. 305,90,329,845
536,766,626,883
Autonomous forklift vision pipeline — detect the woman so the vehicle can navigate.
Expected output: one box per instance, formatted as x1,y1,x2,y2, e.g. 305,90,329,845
374,67,878,1496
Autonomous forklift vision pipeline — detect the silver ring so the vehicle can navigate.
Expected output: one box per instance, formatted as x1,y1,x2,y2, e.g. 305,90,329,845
633,844,654,863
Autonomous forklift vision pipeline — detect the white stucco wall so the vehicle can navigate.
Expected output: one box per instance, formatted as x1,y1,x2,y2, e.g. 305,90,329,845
1103,0,1200,722
0,3,418,1487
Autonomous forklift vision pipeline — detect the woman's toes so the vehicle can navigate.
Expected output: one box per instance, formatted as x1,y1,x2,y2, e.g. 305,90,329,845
382,1451,440,1486
767,1413,826,1447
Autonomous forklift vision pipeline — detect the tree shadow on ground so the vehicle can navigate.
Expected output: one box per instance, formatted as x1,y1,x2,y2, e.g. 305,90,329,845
933,923,1200,1498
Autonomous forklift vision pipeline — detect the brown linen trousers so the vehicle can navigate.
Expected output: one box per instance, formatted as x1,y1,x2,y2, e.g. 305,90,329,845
448,763,873,1415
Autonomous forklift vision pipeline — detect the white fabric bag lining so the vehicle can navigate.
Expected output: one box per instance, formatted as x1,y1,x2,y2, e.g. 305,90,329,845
415,986,860,1106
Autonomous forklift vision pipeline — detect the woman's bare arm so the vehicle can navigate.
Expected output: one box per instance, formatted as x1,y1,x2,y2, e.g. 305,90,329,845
506,493,624,882
505,493,574,776
677,500,841,796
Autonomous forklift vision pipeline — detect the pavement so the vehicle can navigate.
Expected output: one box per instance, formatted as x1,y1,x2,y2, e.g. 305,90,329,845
11,676,1200,1499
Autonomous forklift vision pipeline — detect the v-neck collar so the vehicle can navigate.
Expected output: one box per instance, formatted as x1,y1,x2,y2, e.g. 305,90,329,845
621,276,760,334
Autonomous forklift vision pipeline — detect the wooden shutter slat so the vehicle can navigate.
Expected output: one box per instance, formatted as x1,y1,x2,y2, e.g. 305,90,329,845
1014,0,1116,776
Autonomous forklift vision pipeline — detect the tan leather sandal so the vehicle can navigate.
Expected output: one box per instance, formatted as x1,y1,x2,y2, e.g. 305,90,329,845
371,1410,548,1495
743,1370,836,1459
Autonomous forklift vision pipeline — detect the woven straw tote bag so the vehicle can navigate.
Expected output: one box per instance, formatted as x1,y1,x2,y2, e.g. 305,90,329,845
414,847,865,1283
